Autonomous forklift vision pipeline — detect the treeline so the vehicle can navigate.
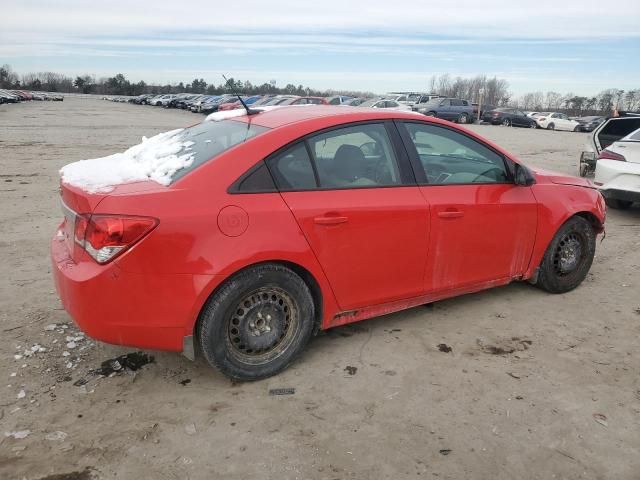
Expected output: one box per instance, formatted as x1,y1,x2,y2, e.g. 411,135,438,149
0,64,372,98
2,64,636,116
427,74,511,108
513,89,640,116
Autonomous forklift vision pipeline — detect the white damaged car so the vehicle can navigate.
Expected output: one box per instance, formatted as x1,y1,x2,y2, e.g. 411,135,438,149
594,127,640,209
579,114,640,209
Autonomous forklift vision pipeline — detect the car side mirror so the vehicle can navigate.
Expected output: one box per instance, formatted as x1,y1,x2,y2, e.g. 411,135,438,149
514,163,535,186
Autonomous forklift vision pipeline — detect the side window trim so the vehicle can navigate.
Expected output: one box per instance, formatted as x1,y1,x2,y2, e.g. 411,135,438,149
394,120,515,185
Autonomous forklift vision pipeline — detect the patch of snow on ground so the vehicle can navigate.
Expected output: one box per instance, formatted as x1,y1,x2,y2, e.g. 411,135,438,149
60,129,195,193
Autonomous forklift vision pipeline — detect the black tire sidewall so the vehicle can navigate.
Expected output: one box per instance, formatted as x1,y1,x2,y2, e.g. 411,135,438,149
537,216,596,293
198,264,315,381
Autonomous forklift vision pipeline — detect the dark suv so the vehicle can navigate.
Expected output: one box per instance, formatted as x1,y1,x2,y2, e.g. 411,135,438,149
413,98,475,124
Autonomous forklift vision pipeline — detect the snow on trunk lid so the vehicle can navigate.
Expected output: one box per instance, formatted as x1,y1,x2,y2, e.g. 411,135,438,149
60,129,195,193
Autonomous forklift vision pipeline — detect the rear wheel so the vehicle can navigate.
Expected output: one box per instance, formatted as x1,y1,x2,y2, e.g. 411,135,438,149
573,125,580,132
502,118,511,127
425,111,437,117
536,216,596,293
605,198,633,209
198,264,315,381
529,122,537,129
547,123,555,130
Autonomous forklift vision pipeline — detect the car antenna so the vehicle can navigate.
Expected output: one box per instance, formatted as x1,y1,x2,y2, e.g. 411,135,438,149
222,74,258,116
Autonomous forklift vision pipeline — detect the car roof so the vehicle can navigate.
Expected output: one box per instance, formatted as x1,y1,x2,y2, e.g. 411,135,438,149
229,105,426,129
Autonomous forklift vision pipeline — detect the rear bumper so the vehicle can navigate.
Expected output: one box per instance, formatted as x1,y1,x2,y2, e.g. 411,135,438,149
51,228,220,353
595,160,640,201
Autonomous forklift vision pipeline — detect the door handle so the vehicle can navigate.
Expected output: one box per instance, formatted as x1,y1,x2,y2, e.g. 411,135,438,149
437,210,464,219
314,216,348,226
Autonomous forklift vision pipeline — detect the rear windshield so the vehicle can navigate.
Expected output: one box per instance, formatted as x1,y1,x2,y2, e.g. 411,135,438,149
171,120,270,182
623,128,640,141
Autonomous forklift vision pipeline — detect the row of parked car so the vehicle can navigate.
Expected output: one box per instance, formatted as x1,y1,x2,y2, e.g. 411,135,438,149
105,91,606,133
0,90,64,103
480,108,605,131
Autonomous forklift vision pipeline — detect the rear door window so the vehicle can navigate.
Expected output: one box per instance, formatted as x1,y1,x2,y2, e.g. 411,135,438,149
308,123,403,189
267,144,317,190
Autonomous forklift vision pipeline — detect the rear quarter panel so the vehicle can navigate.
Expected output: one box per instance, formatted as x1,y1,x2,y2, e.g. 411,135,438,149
94,129,345,331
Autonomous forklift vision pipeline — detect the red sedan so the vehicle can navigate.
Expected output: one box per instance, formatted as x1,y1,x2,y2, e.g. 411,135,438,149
52,106,605,380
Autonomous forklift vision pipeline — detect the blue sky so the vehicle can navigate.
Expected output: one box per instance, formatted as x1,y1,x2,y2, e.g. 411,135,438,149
2,0,639,96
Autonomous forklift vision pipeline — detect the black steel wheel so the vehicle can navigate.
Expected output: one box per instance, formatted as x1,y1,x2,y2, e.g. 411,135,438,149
198,263,315,380
535,216,596,293
225,286,299,365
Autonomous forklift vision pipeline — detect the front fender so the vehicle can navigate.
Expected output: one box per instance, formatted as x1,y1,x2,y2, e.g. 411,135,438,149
525,184,605,279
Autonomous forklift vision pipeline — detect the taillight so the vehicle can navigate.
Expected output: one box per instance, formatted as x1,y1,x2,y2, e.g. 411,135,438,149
74,214,158,264
598,149,626,162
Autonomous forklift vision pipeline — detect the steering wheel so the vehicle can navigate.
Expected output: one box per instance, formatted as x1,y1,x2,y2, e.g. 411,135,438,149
471,167,504,183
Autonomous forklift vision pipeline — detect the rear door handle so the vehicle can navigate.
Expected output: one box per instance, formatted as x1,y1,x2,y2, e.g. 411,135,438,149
314,216,348,226
437,210,464,219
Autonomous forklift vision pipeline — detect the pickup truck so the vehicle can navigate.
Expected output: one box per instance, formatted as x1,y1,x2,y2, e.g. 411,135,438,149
412,97,475,124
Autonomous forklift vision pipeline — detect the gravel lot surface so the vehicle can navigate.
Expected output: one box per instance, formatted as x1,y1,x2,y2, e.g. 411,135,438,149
1,98,639,480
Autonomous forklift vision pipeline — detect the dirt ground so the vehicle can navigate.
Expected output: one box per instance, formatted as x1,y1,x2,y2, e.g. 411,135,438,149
1,98,639,480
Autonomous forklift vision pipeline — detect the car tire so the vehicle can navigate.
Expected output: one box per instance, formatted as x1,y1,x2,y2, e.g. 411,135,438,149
535,216,596,294
573,125,580,132
502,118,511,127
529,122,537,129
547,123,555,130
605,198,633,210
457,113,469,124
425,111,437,117
198,263,316,381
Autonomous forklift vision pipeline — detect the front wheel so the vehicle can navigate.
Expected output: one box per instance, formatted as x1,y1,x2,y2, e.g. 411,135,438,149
424,111,437,117
198,263,316,381
573,125,580,132
457,113,469,124
535,216,596,294
502,118,511,127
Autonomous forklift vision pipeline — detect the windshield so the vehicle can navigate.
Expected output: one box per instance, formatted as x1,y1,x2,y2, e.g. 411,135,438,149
171,120,270,182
